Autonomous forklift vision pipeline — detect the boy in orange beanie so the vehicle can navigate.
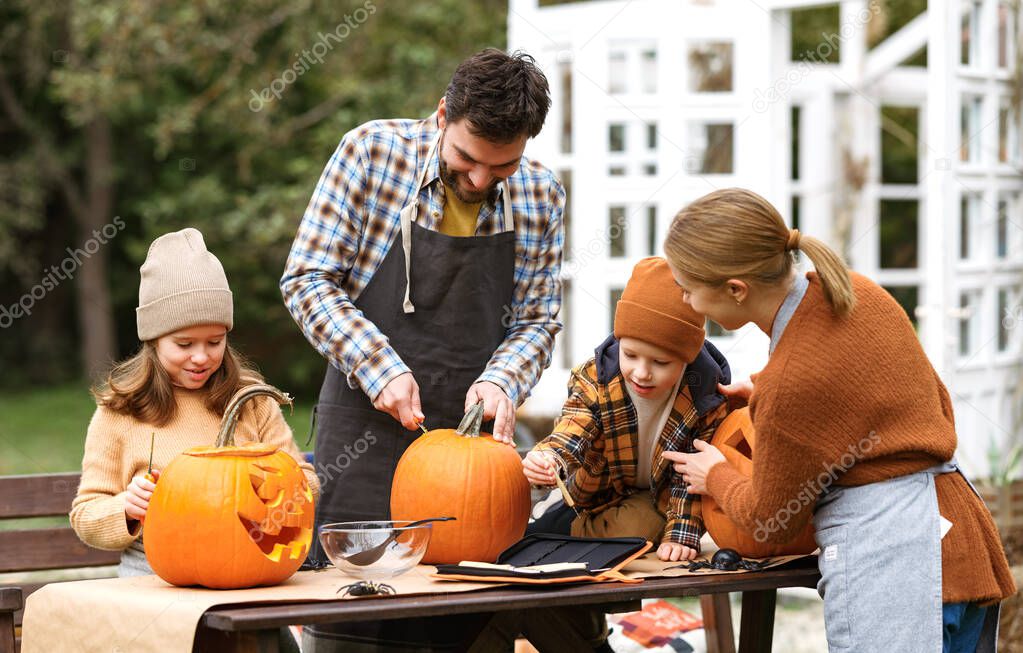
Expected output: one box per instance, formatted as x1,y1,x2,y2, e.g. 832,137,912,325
468,258,732,652
524,256,731,562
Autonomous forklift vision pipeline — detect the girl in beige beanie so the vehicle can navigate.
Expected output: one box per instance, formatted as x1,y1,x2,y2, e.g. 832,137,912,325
71,228,319,581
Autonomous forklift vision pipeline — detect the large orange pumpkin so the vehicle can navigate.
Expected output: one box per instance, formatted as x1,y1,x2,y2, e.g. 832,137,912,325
702,407,817,558
144,384,315,588
390,400,530,564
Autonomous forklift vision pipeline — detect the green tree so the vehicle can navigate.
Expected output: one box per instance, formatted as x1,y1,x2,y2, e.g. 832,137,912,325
0,0,506,395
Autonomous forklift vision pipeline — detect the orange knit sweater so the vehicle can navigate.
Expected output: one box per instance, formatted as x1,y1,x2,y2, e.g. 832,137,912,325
706,272,1016,604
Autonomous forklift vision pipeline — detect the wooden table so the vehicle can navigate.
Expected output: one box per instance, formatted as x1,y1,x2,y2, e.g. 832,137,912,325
196,556,821,653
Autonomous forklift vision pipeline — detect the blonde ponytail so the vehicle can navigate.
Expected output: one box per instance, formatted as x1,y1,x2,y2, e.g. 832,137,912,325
795,234,855,317
664,188,855,318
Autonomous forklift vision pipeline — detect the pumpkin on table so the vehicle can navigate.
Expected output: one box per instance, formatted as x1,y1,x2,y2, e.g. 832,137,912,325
702,407,818,558
143,384,315,589
390,400,530,564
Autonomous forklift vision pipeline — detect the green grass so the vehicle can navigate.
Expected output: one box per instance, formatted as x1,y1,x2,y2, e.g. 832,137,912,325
0,382,315,475
0,383,97,475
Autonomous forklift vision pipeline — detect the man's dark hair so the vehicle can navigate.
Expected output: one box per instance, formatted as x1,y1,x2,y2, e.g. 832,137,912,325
444,48,551,143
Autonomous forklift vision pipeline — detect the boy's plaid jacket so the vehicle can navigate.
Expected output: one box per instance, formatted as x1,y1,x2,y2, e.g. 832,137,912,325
536,335,731,550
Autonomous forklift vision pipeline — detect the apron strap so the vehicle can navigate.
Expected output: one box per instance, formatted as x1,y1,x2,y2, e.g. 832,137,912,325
819,456,983,502
921,459,959,475
400,133,440,314
921,457,984,502
401,201,416,314
498,180,514,233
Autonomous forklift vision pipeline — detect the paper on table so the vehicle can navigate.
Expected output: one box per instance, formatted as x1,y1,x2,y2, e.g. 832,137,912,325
622,550,815,580
618,534,818,580
458,560,589,574
20,566,502,653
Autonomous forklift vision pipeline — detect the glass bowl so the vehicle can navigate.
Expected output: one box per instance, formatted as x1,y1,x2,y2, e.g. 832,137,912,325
318,520,433,581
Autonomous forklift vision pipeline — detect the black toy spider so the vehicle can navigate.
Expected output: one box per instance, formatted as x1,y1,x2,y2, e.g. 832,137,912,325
336,581,397,597
670,548,773,572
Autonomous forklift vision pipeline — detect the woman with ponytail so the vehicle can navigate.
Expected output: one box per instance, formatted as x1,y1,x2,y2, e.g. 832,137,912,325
661,189,1014,653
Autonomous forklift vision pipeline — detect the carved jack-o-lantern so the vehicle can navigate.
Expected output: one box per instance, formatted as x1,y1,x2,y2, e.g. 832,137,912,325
144,385,315,589
703,407,817,558
391,401,530,564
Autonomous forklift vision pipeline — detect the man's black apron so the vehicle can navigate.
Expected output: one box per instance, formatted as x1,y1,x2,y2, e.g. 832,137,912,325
304,133,516,650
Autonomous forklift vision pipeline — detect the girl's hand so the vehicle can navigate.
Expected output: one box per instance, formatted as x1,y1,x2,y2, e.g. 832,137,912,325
124,470,159,521
522,450,558,487
718,379,754,410
662,440,726,495
657,542,698,562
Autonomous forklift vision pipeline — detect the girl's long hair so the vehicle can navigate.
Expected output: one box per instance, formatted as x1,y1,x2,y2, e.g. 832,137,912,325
91,341,264,426
664,188,855,317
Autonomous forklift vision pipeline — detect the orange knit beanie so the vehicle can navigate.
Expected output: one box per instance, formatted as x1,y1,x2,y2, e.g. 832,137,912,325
614,257,706,362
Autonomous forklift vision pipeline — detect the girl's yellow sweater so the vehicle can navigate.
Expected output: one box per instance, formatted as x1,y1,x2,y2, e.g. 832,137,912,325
70,386,320,551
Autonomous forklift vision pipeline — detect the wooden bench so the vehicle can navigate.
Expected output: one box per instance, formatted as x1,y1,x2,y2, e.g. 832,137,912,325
0,473,121,653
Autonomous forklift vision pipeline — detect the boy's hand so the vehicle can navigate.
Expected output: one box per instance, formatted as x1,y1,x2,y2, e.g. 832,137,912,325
657,542,698,562
522,450,558,487
125,469,159,521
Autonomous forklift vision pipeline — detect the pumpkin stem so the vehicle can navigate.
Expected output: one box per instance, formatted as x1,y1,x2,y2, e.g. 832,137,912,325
456,399,484,438
216,384,294,447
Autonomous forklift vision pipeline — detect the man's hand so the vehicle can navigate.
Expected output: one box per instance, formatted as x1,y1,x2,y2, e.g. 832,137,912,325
522,450,558,486
374,372,425,431
466,381,515,445
657,542,698,562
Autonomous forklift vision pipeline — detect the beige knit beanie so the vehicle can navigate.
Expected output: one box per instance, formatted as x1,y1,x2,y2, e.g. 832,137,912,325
136,228,233,341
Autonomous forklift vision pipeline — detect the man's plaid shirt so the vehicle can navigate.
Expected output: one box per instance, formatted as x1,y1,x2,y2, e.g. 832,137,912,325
281,114,565,402
536,358,729,550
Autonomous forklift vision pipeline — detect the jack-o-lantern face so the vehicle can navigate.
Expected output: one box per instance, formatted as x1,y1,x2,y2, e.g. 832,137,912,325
144,385,315,589
702,407,817,558
240,457,315,559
